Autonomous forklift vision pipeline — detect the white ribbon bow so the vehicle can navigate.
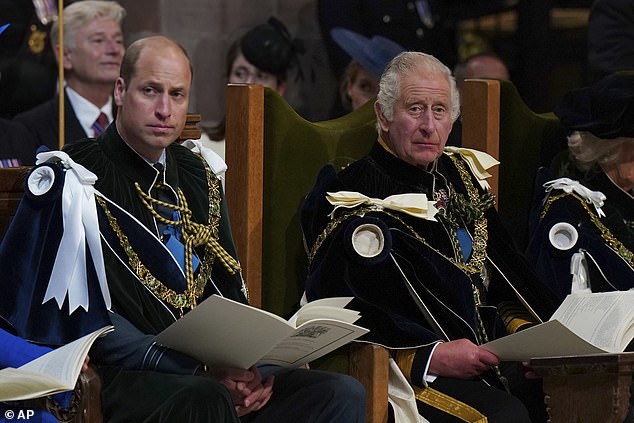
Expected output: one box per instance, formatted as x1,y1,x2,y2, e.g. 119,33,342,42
181,139,227,179
35,151,111,314
444,147,500,190
326,191,438,221
543,177,606,217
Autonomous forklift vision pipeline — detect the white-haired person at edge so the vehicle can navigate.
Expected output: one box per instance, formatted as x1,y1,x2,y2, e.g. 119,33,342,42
526,72,634,303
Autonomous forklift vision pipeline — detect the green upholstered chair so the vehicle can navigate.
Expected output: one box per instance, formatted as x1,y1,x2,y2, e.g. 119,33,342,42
224,84,377,315
224,80,634,423
462,78,568,250
224,84,388,423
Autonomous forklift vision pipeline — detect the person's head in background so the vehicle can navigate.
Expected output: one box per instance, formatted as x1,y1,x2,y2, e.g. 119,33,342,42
51,0,125,105
225,17,303,96
205,17,302,142
454,52,509,102
332,28,404,111
555,72,634,193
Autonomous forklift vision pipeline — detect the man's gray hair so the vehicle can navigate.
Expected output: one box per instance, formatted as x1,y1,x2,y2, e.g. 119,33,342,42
51,1,126,51
568,131,631,172
375,51,460,131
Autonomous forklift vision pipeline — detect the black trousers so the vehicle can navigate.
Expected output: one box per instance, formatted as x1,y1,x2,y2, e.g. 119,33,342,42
416,362,544,423
99,365,366,423
99,367,239,423
241,365,366,423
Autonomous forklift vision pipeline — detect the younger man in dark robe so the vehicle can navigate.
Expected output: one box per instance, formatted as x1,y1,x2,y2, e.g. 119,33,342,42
1,35,365,422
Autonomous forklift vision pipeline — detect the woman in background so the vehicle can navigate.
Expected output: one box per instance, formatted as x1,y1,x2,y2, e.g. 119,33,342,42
329,28,403,115
201,17,304,159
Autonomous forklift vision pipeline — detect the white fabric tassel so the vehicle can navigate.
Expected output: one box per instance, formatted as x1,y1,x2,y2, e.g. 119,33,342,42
570,251,592,294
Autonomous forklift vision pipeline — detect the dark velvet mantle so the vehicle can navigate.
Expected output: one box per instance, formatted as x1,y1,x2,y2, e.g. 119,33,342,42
62,125,247,336
526,166,634,301
302,143,559,351
0,163,111,345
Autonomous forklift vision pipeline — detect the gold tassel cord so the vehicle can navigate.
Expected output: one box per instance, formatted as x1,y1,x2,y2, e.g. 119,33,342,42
57,0,65,149
134,182,241,307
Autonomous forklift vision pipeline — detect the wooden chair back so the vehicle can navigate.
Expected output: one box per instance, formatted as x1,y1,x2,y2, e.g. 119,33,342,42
177,113,202,142
224,84,388,423
0,167,28,240
224,84,376,313
462,79,567,249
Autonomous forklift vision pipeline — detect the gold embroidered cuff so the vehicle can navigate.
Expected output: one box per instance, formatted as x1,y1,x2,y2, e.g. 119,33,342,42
415,386,488,423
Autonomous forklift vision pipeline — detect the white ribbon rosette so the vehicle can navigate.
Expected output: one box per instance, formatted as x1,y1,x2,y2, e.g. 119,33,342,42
35,151,111,314
543,177,606,217
444,147,500,190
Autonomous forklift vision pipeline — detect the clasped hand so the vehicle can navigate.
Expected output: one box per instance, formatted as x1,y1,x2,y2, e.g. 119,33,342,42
208,366,274,416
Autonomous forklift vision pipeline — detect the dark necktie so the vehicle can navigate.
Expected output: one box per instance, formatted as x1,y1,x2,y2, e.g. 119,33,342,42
152,163,178,236
92,112,109,136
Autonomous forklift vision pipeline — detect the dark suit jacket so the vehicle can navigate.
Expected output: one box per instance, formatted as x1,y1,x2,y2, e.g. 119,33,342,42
13,88,91,165
588,0,634,80
0,118,37,165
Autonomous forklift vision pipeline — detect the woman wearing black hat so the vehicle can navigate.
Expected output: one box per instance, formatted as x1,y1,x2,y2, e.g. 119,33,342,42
227,17,303,94
203,17,304,153
526,72,634,302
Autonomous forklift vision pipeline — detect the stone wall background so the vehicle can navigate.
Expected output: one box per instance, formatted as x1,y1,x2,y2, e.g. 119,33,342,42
118,0,339,129
113,1,591,126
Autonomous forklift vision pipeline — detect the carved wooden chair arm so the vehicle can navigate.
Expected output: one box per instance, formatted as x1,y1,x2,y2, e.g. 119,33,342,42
349,343,390,423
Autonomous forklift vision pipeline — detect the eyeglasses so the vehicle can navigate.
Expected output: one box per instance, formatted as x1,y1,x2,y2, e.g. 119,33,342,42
229,66,278,87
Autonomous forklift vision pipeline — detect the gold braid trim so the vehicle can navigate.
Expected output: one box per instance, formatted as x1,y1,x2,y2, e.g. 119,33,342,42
449,157,510,391
199,154,248,301
96,156,243,313
308,206,478,275
309,155,491,275
394,349,417,384
134,185,241,276
541,191,634,269
414,386,488,423
447,155,490,275
96,195,212,312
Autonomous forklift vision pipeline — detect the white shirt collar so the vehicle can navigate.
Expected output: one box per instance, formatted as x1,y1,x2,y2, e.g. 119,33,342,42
65,86,113,138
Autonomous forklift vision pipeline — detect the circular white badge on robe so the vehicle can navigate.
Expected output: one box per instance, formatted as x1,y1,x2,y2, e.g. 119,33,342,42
351,223,385,258
548,222,578,250
28,166,56,196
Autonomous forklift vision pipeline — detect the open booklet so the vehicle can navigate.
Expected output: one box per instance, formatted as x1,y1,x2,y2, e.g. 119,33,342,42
482,291,634,361
155,295,369,369
0,326,114,401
